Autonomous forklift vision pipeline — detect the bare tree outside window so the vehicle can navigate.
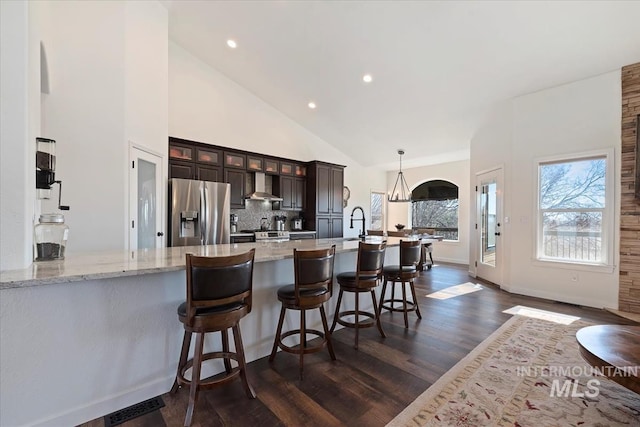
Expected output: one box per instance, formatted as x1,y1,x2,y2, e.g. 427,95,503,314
411,180,459,240
538,156,607,263
370,191,385,230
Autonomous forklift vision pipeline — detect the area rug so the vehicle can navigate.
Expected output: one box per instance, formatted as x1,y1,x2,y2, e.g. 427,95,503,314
387,314,640,426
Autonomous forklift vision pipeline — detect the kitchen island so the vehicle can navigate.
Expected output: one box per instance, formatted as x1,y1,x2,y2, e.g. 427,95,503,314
0,237,429,426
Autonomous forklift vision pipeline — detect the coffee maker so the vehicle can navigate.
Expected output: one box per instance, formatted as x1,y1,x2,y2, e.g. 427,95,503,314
230,213,238,233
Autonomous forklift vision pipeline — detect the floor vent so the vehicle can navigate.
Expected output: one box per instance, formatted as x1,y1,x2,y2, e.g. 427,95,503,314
553,300,582,308
104,396,165,427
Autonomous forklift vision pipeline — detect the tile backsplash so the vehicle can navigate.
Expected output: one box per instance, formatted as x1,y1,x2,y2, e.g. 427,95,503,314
231,203,302,231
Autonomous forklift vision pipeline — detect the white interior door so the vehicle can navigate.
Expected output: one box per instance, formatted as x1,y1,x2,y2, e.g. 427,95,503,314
476,167,503,285
129,145,164,250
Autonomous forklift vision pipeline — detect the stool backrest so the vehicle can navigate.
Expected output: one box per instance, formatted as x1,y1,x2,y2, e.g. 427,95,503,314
399,240,422,267
294,245,336,299
387,230,408,237
185,249,255,315
356,241,386,285
367,229,384,236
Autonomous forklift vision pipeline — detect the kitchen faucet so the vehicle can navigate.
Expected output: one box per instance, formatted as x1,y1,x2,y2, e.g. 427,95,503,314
350,206,366,240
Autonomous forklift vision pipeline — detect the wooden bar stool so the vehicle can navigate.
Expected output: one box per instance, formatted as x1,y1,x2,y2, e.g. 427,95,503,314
171,249,256,427
380,240,422,328
330,242,386,349
269,245,336,379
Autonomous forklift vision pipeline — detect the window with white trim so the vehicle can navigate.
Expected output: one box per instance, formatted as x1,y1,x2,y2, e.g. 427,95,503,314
370,191,385,230
536,150,614,266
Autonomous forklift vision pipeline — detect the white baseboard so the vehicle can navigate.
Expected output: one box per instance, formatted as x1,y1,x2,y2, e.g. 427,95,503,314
505,285,606,310
31,376,174,427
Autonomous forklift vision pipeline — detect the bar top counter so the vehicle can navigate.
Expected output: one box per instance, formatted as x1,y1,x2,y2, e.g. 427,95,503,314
1,236,418,290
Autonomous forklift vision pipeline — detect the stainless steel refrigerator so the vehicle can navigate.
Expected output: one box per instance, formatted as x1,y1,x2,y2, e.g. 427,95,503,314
169,178,231,246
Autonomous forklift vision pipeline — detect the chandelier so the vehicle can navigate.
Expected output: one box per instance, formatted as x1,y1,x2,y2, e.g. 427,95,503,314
388,149,412,202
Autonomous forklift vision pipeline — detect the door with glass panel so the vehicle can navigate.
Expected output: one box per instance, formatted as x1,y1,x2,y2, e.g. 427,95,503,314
476,167,503,284
129,145,164,250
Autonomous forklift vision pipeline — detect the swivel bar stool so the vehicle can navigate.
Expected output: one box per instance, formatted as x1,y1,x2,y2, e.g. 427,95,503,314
171,249,256,427
269,245,336,379
380,240,422,328
330,241,387,349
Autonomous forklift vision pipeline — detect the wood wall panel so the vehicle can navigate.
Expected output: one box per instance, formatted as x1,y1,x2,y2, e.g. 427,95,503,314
619,62,640,314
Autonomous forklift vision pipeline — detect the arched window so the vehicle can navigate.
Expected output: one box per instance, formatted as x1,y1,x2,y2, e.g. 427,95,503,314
411,180,459,240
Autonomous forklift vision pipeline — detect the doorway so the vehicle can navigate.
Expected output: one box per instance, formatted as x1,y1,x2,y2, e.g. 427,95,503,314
129,144,164,250
476,167,503,285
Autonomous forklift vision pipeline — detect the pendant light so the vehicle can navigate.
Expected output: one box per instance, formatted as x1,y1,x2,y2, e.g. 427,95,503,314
388,149,412,202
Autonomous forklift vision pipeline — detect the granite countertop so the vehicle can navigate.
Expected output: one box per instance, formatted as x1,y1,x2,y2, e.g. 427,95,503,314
0,237,391,290
230,231,316,236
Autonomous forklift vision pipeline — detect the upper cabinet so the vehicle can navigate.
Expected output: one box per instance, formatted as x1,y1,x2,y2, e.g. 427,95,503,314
169,141,194,162
224,152,246,169
264,158,279,175
273,176,305,211
279,161,294,176
247,155,263,172
305,161,345,238
169,139,222,182
196,147,221,166
295,164,307,177
168,137,327,213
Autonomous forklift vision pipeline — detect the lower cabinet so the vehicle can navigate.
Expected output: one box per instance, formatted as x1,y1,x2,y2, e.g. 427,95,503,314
289,232,316,240
316,216,343,239
231,235,255,244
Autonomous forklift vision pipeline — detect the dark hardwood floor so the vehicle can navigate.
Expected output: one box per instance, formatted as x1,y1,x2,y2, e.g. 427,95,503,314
80,263,635,427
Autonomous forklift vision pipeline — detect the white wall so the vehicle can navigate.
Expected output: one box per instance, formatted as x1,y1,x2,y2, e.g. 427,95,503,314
38,1,169,255
169,42,386,238
124,1,169,247
386,159,470,265
470,71,621,309
469,101,513,278
40,0,126,254
0,1,39,270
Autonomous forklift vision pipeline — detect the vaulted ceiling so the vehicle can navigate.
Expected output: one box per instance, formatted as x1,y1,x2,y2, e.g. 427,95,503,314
166,1,640,169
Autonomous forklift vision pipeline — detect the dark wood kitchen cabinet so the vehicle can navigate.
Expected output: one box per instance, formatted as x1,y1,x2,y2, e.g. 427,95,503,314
273,176,305,211
225,169,246,209
306,161,345,238
316,216,343,239
169,160,195,180
169,138,222,182
196,165,221,182
294,178,305,210
264,158,279,175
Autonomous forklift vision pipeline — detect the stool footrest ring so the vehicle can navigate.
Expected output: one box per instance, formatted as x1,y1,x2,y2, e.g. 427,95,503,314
277,328,327,355
381,298,418,313
335,310,376,328
175,350,241,390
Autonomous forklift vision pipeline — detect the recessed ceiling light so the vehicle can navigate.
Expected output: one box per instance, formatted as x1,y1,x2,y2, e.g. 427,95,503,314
226,39,237,49
362,74,373,83
308,102,317,109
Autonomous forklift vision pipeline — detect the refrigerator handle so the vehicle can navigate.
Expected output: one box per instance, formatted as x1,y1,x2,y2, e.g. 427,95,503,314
200,184,207,245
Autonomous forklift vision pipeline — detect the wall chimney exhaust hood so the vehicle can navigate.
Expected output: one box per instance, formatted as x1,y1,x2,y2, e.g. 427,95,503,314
245,172,283,201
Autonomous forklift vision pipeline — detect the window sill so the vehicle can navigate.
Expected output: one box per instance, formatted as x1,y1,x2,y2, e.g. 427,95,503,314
532,258,615,274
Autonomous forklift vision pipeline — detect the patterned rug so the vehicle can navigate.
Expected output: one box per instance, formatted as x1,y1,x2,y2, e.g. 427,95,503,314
388,314,640,426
